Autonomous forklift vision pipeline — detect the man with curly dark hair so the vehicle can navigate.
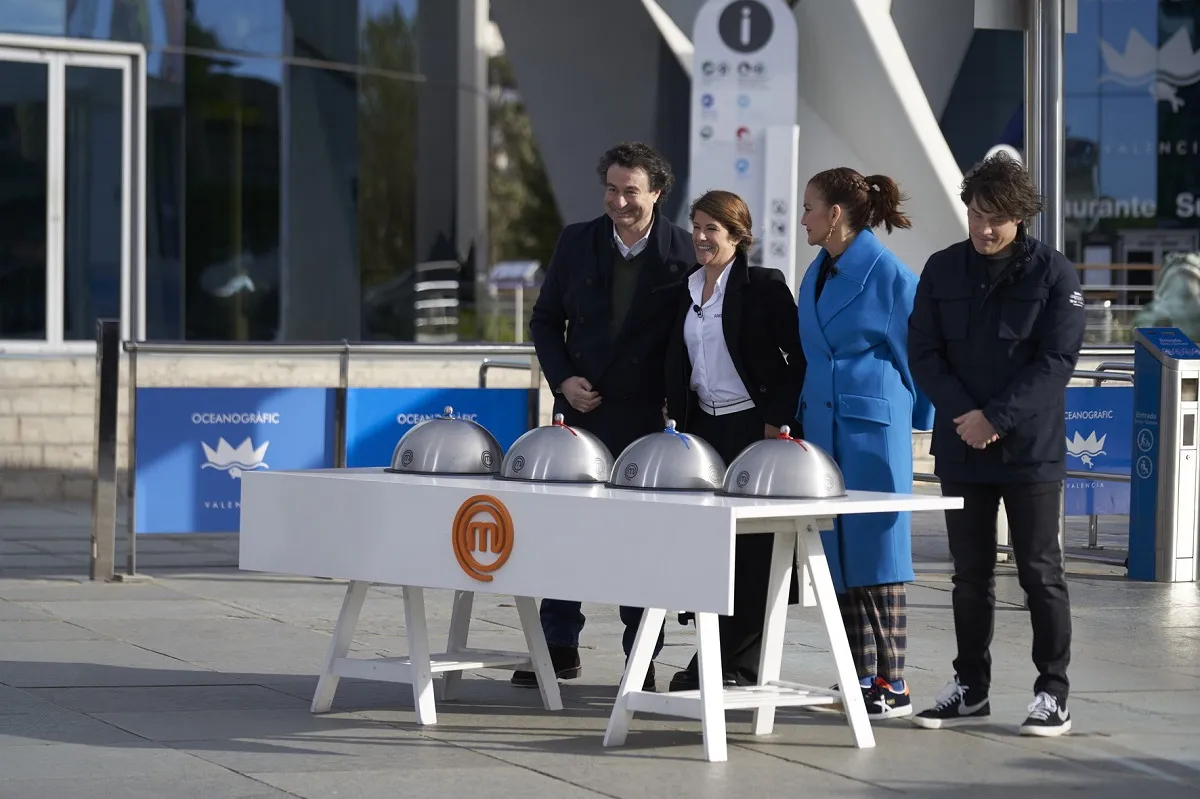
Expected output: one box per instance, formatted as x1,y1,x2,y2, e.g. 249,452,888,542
907,151,1084,737
516,142,693,692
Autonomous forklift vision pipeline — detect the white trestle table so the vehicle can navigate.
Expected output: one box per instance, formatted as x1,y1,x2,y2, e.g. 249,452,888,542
239,467,962,762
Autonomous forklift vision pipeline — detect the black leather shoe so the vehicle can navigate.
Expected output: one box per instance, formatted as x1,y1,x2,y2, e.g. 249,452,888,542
511,645,582,688
667,656,751,692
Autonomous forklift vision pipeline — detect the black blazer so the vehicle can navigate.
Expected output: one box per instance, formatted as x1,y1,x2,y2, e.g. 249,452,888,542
664,254,806,434
529,210,694,455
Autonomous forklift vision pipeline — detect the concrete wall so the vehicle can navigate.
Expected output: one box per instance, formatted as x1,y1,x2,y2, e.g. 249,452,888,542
490,0,693,225
789,0,971,275
497,0,974,276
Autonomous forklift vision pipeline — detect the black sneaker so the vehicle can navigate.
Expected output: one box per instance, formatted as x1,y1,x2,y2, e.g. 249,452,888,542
866,677,912,719
1019,692,1071,737
510,645,581,688
911,678,990,729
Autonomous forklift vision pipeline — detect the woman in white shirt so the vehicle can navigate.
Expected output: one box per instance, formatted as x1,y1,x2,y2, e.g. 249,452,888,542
662,189,806,692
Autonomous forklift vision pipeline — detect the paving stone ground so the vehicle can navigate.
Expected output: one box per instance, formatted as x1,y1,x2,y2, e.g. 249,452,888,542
0,495,1197,798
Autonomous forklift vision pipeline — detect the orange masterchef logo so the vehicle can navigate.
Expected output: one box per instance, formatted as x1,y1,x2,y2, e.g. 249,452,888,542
452,495,514,582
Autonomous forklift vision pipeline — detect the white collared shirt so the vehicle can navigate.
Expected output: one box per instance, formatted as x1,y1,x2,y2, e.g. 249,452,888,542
613,224,652,259
684,261,753,409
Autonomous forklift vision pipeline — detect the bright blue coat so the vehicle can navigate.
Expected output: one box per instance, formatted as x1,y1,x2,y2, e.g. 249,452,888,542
796,229,935,592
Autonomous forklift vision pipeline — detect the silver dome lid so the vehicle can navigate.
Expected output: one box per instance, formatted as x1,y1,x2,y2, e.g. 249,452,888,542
608,419,726,492
386,405,502,475
720,426,846,499
497,413,614,483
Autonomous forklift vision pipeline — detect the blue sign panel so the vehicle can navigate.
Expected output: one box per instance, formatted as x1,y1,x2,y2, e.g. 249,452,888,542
134,388,336,534
345,388,532,468
1137,327,1200,361
1128,342,1164,581
1064,386,1133,516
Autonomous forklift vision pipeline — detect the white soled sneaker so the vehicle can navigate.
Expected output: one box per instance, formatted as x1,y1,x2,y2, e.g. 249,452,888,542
1019,691,1071,737
911,677,990,729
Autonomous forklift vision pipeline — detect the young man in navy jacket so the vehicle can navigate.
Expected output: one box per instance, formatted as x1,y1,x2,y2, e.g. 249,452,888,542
907,152,1085,737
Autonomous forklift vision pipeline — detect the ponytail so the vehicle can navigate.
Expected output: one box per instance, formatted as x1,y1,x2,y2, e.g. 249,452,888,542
863,174,912,234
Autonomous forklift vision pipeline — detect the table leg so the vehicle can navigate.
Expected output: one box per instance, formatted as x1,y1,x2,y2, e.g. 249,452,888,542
603,606,666,749
695,611,729,762
515,595,563,712
311,580,368,713
439,590,474,701
752,525,798,735
800,526,876,749
403,586,437,725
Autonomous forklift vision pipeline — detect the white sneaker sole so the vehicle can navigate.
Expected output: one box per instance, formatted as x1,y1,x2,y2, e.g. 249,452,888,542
1020,719,1072,737
911,714,990,729
870,704,914,720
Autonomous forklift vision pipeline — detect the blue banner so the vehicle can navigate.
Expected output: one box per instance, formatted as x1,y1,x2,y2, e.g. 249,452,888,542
345,388,533,468
134,388,336,534
1064,385,1133,516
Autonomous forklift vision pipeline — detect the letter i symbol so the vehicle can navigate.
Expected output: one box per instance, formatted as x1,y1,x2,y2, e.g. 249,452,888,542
740,6,751,47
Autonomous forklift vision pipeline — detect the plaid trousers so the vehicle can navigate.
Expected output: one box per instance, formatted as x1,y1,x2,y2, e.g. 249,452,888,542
837,583,907,683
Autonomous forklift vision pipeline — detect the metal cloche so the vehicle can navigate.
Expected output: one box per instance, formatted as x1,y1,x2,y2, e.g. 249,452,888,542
608,419,726,492
386,405,502,476
497,413,614,483
720,426,846,499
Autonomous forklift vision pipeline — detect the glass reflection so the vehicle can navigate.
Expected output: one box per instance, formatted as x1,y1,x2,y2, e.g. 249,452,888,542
0,0,65,37
358,1,418,340
183,46,281,340
186,0,282,55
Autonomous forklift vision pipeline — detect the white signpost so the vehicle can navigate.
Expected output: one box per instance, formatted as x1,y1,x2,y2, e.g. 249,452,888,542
690,0,799,286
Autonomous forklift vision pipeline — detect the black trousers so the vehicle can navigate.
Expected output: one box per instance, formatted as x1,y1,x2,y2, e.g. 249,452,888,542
940,480,1071,702
687,406,785,681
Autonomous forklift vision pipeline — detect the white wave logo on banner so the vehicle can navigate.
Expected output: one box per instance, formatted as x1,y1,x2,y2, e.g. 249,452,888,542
1066,431,1107,469
201,437,270,479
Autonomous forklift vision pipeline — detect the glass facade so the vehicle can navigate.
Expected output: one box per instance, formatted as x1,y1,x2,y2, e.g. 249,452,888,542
0,0,456,343
942,0,1200,342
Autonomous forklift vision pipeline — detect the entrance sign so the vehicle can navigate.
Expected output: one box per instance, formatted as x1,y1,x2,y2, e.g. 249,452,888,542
690,0,798,278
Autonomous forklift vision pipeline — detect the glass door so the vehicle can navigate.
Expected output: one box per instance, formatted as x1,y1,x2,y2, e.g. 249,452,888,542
0,48,49,340
0,42,140,348
62,54,131,342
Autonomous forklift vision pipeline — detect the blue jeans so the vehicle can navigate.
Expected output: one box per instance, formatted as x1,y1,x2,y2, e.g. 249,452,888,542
540,598,665,659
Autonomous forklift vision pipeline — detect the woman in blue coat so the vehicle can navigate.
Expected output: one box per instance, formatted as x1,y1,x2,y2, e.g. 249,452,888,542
797,167,934,720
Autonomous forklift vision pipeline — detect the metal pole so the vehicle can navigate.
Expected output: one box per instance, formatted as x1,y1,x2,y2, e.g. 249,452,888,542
90,319,120,581
335,340,349,469
1041,0,1066,254
1024,0,1044,241
125,340,139,579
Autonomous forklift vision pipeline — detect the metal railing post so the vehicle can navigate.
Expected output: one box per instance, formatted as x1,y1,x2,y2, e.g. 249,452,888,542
335,340,350,468
90,319,120,582
117,339,146,581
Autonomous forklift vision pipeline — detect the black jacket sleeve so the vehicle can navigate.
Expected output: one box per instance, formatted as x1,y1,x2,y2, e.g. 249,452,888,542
763,272,805,429
907,258,979,421
982,255,1086,436
528,230,574,393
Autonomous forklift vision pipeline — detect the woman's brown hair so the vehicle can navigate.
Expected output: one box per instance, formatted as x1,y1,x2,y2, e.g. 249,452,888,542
808,167,913,234
689,190,755,253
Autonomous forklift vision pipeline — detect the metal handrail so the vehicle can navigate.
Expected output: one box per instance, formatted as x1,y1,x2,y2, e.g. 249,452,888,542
1072,370,1133,384
479,358,535,388
1096,361,1134,374
123,341,538,357
113,342,1131,357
